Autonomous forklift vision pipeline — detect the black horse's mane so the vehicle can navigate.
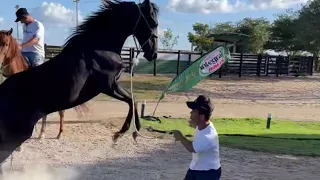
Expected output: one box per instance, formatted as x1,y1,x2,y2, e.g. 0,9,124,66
62,0,159,48
63,0,123,47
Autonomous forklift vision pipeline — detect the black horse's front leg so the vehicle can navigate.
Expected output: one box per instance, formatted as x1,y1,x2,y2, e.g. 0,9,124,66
92,50,141,142
0,138,26,178
104,87,133,143
114,85,141,142
101,79,140,143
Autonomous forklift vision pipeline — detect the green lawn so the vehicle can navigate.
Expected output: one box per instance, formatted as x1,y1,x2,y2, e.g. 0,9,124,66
141,117,320,156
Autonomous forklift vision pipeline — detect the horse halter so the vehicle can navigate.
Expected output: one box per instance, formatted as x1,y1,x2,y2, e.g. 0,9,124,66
131,3,158,58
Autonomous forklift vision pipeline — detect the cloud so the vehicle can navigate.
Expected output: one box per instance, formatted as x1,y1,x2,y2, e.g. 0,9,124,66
0,17,4,24
29,2,83,28
166,0,310,14
247,0,309,10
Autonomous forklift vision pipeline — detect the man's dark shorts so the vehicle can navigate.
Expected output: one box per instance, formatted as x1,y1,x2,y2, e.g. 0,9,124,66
184,168,221,180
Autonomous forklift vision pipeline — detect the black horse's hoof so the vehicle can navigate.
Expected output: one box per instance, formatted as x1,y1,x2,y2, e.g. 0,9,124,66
132,131,138,143
112,132,123,143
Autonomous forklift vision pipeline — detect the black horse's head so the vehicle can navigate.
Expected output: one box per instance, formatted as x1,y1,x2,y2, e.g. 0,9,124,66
132,0,159,61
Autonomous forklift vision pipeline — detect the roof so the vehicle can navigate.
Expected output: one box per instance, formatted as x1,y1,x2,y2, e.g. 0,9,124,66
207,32,250,46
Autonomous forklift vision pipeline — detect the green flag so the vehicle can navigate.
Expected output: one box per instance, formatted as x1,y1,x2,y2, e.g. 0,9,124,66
160,45,230,100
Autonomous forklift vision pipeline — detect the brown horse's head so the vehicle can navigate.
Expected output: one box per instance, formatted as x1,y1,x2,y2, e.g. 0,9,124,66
0,28,28,77
0,28,15,63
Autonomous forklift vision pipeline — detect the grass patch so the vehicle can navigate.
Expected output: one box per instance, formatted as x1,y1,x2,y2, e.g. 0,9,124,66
141,117,320,156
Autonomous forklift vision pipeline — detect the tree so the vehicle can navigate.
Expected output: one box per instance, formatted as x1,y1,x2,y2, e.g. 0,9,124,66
209,22,237,33
159,28,179,50
188,19,271,53
187,23,214,52
296,0,320,70
264,12,302,56
188,22,237,52
236,17,271,53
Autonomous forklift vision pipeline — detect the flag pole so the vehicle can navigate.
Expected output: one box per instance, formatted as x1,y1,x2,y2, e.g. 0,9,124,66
151,85,170,117
151,74,178,117
151,93,163,117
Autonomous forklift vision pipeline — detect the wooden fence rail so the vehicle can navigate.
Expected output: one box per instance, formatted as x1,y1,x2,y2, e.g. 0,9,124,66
44,44,314,77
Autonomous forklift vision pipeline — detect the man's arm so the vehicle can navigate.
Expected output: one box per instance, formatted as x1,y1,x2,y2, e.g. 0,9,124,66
21,23,43,48
21,37,39,48
179,135,196,153
174,130,215,154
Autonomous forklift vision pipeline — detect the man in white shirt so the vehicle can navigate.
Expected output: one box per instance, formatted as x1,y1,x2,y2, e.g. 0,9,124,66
15,8,45,67
173,95,221,180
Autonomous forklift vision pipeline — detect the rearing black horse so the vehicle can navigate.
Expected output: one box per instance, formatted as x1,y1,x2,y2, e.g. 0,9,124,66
0,0,159,170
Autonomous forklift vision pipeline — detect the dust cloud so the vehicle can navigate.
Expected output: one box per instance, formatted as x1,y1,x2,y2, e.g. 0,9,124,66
1,164,80,180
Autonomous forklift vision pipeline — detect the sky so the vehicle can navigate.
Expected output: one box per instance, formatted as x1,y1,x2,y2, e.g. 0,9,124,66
0,0,309,50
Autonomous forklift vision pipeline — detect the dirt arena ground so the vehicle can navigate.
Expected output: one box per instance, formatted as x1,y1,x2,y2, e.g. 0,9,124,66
2,74,320,179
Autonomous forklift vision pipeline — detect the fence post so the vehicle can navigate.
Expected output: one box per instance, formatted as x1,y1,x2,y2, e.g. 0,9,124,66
188,53,192,66
314,56,319,72
153,58,157,76
128,48,132,75
279,56,283,75
44,44,47,60
176,50,181,75
130,48,135,76
276,55,280,77
257,54,262,77
238,49,243,77
218,65,222,78
309,56,314,75
266,56,269,76
285,56,289,75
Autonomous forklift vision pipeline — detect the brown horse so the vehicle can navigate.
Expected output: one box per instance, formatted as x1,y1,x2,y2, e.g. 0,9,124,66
0,28,90,140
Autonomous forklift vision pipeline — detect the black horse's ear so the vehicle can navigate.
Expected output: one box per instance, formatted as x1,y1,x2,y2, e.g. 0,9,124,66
142,0,152,11
7,28,13,35
143,0,151,5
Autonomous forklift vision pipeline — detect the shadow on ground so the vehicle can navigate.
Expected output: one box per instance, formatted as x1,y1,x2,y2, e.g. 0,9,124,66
4,118,320,180
61,141,320,180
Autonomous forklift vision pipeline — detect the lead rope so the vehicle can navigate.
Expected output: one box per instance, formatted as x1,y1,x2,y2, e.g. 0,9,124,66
130,38,157,140
130,54,172,141
130,32,176,178
130,36,173,140
128,4,167,140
